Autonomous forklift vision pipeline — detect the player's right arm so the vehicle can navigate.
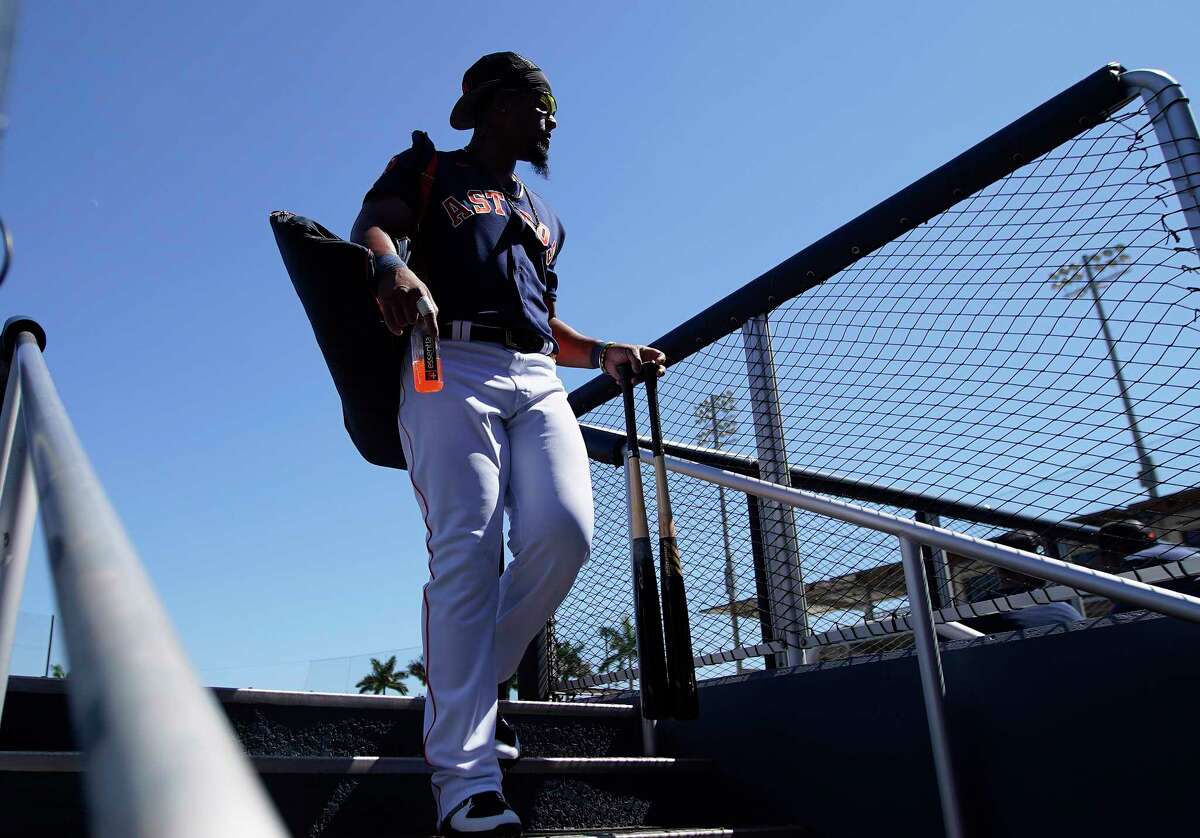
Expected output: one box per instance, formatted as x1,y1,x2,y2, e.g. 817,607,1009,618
352,193,439,339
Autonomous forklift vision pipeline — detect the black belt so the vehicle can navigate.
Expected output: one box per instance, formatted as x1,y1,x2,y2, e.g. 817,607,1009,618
439,319,552,354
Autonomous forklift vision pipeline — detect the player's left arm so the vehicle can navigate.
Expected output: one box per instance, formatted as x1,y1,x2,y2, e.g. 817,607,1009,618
548,298,666,381
543,223,664,380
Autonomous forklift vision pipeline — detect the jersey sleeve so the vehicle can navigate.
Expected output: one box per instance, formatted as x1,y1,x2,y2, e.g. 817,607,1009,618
363,147,422,207
543,221,565,301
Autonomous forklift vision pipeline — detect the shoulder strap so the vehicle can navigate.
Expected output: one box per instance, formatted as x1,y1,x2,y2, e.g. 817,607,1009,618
415,152,439,231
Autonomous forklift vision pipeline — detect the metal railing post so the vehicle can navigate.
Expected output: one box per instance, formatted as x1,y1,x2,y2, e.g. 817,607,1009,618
745,492,781,669
899,537,965,838
916,511,955,607
1121,70,1200,252
742,314,811,666
0,357,39,721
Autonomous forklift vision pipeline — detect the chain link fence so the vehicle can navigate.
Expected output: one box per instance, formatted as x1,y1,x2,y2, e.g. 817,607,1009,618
552,75,1200,698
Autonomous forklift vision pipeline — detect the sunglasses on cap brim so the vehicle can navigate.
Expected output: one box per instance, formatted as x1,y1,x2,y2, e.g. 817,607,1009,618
498,88,556,116
535,92,557,116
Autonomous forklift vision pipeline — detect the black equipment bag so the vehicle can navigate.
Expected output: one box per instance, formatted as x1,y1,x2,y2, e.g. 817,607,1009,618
269,210,407,469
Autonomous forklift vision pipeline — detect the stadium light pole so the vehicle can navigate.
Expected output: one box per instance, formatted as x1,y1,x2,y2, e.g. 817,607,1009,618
1050,246,1160,499
694,391,743,672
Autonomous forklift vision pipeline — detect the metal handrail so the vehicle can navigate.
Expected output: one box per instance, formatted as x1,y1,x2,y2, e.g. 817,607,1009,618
579,421,1104,544
0,322,289,838
0,346,37,720
613,437,1200,838
559,516,1200,692
640,444,1200,622
568,64,1133,418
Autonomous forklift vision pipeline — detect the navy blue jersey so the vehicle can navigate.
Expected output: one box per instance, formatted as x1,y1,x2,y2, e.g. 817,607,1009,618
365,141,565,353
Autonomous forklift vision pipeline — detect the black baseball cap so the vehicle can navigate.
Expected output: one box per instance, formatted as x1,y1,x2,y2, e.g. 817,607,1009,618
450,52,552,131
1098,519,1153,542
991,530,1040,553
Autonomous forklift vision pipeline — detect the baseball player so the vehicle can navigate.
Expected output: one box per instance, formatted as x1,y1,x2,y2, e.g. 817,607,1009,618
351,52,665,836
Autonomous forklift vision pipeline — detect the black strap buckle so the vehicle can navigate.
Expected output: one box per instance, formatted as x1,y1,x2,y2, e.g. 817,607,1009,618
503,328,543,353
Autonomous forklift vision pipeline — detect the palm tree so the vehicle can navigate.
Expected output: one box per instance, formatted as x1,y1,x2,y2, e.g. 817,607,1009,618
554,639,593,681
406,655,427,687
355,655,408,696
598,616,639,693
49,664,67,679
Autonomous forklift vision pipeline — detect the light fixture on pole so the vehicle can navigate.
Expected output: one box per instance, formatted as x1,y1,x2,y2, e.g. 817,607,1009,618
1049,245,1160,499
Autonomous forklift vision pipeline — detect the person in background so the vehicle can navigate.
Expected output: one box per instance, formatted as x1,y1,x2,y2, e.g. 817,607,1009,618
960,530,1083,633
1096,519,1200,613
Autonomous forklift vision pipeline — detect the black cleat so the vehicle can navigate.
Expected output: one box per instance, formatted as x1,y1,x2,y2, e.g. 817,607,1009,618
440,790,522,836
495,713,521,769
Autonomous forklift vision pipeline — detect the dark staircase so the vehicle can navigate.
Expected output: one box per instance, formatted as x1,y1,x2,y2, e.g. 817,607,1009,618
0,675,799,837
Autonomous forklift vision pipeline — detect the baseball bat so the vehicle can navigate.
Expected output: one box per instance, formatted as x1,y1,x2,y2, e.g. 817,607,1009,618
643,366,699,719
618,363,669,719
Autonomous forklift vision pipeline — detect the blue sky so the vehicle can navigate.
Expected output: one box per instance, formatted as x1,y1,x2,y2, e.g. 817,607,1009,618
2,1,1198,691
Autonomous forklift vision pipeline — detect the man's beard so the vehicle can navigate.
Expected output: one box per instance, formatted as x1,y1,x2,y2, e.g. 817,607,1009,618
529,141,551,178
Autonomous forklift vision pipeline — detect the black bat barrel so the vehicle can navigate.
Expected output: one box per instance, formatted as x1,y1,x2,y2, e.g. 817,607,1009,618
644,368,699,719
618,364,669,719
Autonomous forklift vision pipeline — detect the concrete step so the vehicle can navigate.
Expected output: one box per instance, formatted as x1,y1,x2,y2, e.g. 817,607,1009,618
1,676,644,758
0,678,765,835
320,829,807,837
501,825,811,830
0,752,709,774
0,751,719,836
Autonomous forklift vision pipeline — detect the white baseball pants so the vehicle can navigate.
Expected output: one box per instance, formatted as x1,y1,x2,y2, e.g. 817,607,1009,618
396,338,594,822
